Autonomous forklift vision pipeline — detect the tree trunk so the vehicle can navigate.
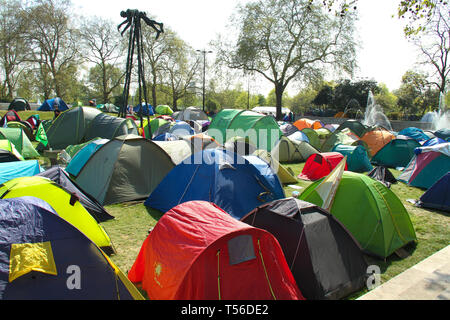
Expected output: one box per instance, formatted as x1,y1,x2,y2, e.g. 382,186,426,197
275,82,285,121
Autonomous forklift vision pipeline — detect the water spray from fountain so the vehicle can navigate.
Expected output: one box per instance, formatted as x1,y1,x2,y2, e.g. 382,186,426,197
432,91,450,130
362,91,393,131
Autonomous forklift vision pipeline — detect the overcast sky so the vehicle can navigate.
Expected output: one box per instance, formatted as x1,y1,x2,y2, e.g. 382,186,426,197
73,0,421,95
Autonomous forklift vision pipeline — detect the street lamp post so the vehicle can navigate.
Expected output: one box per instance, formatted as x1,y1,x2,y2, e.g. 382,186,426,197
197,49,212,112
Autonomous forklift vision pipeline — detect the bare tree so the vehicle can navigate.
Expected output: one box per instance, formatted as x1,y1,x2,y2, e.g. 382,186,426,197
215,0,357,120
0,0,29,100
80,17,126,103
411,4,449,95
24,0,80,100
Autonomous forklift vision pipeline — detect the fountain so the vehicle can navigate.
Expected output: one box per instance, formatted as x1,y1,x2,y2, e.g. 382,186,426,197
432,92,450,130
362,91,393,131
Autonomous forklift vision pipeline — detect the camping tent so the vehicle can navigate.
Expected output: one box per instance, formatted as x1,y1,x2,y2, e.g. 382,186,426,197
65,139,109,176
300,128,322,150
0,109,21,127
321,128,364,153
271,136,319,163
368,166,397,188
0,160,40,184
6,121,34,141
37,166,114,222
0,139,24,162
297,152,347,181
0,196,143,300
336,120,367,138
182,133,221,154
208,109,283,152
169,121,195,137
0,128,39,158
371,137,421,168
293,118,323,131
397,143,450,189
280,123,299,137
43,107,138,149
417,172,450,212
299,171,417,258
8,97,30,111
252,106,291,117
128,200,303,300
133,103,154,116
332,144,373,173
224,136,257,156
361,127,395,157
97,103,120,113
434,128,450,141
241,198,368,300
38,98,69,111
155,105,173,115
73,134,175,205
153,140,193,165
0,176,113,253
145,148,285,220
173,107,208,121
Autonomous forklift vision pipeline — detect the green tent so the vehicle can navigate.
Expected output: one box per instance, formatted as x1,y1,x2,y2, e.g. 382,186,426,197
271,136,319,163
0,127,40,159
155,105,174,115
332,144,373,172
0,139,24,161
321,128,368,152
336,120,367,138
371,137,421,168
299,171,417,258
65,137,103,158
73,134,176,205
208,109,283,152
301,128,322,150
43,107,138,150
144,118,170,138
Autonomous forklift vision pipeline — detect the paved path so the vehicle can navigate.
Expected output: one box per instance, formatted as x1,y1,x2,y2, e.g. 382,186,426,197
358,245,450,300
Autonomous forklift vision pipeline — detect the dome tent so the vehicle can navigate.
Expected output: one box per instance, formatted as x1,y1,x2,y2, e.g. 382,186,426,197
371,137,421,168
252,149,298,184
38,97,69,111
271,136,319,163
145,148,285,220
155,104,173,115
0,127,40,158
417,172,450,212
73,134,176,206
0,160,40,184
361,127,395,157
332,144,373,173
0,197,143,300
0,139,24,162
8,97,30,111
173,106,208,121
336,120,367,138
0,176,113,254
299,171,417,258
298,152,347,181
42,107,138,150
128,200,303,300
208,109,283,152
241,198,368,300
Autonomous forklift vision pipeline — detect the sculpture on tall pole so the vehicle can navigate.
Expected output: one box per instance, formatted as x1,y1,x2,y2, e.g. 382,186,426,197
118,9,164,136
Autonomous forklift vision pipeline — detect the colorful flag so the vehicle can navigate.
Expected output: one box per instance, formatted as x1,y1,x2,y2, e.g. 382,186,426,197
315,156,347,211
35,122,48,147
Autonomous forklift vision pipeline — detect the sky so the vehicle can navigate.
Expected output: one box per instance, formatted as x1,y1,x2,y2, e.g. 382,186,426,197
72,0,421,95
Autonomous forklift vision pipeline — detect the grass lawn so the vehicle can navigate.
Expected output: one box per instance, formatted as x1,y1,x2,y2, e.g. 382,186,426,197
4,109,448,299
99,161,449,300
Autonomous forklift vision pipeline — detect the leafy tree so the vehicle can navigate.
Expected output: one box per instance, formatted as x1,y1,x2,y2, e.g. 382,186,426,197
332,79,380,111
87,64,124,104
216,0,357,120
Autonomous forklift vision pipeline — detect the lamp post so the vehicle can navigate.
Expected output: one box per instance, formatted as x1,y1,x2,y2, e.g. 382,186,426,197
196,49,212,112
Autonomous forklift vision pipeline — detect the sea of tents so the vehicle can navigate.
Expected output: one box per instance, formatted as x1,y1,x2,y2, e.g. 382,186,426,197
0,99,449,300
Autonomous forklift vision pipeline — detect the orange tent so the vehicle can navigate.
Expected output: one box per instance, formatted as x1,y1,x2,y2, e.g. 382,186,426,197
334,112,347,118
361,128,395,157
293,118,323,131
128,201,304,300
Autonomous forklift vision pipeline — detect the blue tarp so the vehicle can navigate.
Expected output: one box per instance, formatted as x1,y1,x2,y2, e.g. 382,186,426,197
419,172,450,212
145,149,285,219
133,103,154,116
398,127,429,142
0,160,41,184
66,139,109,177
38,98,69,111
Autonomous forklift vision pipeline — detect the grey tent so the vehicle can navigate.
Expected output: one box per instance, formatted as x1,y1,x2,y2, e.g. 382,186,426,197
73,134,175,205
43,107,138,150
173,107,208,121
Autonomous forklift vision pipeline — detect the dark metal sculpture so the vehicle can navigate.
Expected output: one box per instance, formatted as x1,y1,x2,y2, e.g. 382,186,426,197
117,9,164,134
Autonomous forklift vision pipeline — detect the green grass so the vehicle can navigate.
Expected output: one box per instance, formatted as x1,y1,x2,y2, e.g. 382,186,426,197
98,161,449,300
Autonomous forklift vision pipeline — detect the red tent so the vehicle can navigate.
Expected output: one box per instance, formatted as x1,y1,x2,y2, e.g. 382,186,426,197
128,201,304,300
0,110,21,127
297,152,347,181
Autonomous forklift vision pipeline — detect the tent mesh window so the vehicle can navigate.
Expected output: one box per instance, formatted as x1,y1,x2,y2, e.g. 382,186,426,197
227,235,256,265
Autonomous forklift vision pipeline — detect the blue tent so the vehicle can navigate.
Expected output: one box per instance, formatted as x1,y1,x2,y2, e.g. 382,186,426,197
169,121,194,137
65,139,109,177
398,127,429,142
434,128,450,141
332,144,373,172
419,172,450,212
152,132,178,141
38,98,69,111
133,103,154,116
0,160,41,184
0,196,143,300
145,148,285,219
423,137,446,147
